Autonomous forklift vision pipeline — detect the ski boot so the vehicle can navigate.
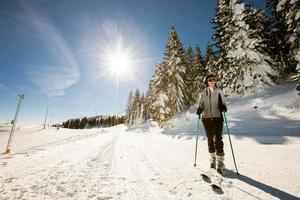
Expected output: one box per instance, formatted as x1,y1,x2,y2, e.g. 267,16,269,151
216,155,224,175
210,153,216,169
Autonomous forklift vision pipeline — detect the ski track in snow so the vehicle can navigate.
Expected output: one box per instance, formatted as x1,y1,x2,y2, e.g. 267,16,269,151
0,130,118,200
0,126,299,200
0,128,227,200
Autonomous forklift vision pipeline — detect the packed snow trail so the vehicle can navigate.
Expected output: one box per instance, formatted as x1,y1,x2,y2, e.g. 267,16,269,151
0,128,119,199
1,125,299,200
0,127,219,200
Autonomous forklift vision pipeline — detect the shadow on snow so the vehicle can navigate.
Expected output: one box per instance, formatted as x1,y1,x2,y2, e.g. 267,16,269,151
224,169,299,200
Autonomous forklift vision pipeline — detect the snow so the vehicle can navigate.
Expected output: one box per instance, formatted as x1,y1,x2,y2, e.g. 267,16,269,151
290,0,297,4
223,0,278,96
276,0,288,12
1,83,300,199
153,93,168,107
295,10,300,21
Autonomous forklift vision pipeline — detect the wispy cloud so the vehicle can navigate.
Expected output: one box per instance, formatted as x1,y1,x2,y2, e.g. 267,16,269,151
0,83,9,91
21,1,80,97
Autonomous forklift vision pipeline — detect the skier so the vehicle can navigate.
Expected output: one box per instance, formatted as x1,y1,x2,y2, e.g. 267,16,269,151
197,74,227,175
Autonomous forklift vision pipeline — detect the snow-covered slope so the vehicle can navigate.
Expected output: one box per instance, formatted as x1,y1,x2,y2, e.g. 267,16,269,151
163,83,300,141
0,83,299,200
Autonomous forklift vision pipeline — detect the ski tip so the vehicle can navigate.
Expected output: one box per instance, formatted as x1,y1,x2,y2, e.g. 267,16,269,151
211,184,221,189
201,174,209,179
211,184,223,194
201,173,211,183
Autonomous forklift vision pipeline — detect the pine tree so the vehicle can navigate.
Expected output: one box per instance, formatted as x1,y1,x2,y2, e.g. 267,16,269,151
148,62,171,124
284,0,300,94
111,116,116,126
212,0,278,95
285,0,300,57
69,119,74,129
191,45,206,102
266,0,295,74
131,89,141,124
204,42,218,75
88,118,96,126
212,0,233,87
143,89,152,120
139,93,145,123
184,44,196,106
245,4,272,57
185,45,194,71
62,121,66,128
74,119,80,129
151,92,170,125
80,117,88,129
163,27,189,114
125,90,133,125
148,62,165,104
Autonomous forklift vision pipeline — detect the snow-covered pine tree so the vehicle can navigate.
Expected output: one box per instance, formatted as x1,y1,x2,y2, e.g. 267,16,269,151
285,0,300,57
125,90,133,125
80,117,88,129
74,119,80,129
245,4,272,59
142,89,152,121
284,0,300,94
131,89,141,124
217,0,279,95
88,117,97,127
185,45,194,69
139,93,145,123
266,0,294,74
151,92,170,125
148,62,163,105
192,45,206,102
184,44,196,106
163,27,189,114
204,42,218,75
212,0,233,89
148,62,172,124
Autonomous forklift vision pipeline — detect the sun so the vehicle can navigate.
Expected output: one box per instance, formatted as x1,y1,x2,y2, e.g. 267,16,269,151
99,38,136,81
91,31,153,106
93,33,151,84
108,52,130,75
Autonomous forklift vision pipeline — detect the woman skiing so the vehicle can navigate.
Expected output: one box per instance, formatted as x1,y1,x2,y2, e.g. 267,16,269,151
197,74,227,175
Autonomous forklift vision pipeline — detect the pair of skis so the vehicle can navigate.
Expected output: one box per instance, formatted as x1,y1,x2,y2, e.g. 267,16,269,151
200,170,223,191
194,113,239,193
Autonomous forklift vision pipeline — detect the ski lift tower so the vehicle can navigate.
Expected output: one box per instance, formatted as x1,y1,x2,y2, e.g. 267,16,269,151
5,94,25,154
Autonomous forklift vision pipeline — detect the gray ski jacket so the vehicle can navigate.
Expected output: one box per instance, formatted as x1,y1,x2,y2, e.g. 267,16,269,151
197,87,227,118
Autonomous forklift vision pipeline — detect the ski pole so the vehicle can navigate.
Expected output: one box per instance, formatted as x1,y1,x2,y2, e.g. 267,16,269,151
223,112,239,175
194,115,200,167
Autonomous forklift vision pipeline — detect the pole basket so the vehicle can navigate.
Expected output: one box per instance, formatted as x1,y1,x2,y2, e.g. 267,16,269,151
5,149,10,154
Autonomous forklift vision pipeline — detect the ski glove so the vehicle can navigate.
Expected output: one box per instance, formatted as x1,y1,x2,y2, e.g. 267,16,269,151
196,107,203,115
218,93,227,113
219,104,227,113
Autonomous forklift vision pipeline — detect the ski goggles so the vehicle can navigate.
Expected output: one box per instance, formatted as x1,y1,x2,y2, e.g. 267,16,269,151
207,77,217,82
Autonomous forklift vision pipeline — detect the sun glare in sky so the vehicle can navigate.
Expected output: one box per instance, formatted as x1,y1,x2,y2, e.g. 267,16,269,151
98,37,137,82
108,51,131,76
94,34,141,105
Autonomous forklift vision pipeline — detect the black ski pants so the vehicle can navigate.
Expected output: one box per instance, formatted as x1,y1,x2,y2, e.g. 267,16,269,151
202,117,224,156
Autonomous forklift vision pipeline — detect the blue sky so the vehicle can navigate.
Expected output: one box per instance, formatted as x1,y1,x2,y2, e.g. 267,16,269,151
0,0,265,124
